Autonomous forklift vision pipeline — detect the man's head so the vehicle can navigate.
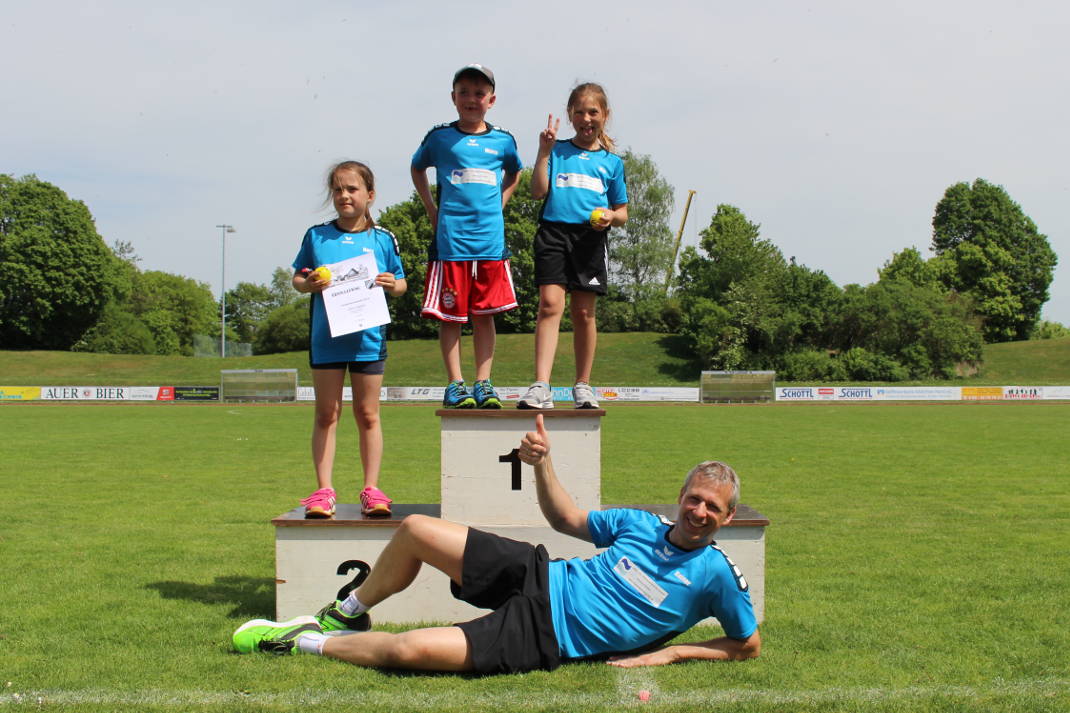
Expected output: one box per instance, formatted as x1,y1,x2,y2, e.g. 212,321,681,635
669,461,740,550
451,64,496,129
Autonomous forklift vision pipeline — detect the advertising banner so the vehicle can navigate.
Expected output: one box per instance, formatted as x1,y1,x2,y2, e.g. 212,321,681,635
597,387,643,402
0,386,41,401
173,386,219,401
635,387,699,402
874,386,961,401
962,387,1003,401
39,386,146,401
776,387,816,401
779,386,962,401
834,387,876,400
1002,386,1043,400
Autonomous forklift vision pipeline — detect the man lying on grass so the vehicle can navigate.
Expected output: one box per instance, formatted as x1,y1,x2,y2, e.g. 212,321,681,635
233,413,760,673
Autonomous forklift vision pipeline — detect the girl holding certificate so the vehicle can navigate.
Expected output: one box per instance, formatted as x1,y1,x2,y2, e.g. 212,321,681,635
292,161,407,518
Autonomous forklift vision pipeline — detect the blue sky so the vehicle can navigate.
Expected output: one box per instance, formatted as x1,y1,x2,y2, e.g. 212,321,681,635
4,0,1067,325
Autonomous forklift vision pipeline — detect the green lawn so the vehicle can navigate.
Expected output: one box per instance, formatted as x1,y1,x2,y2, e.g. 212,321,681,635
2,401,1068,711
2,334,1069,387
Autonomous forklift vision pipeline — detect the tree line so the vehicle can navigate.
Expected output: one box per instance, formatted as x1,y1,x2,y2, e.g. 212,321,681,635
0,166,1062,381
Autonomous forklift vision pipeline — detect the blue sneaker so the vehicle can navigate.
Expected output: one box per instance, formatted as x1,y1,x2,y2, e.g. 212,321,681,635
443,380,476,409
473,379,502,409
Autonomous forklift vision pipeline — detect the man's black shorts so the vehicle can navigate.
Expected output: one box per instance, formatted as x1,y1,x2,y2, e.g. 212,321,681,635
452,528,561,674
533,221,608,295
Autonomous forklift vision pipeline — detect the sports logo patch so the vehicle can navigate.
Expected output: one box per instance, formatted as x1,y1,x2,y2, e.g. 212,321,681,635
450,168,496,186
554,172,604,193
442,288,457,310
613,557,668,607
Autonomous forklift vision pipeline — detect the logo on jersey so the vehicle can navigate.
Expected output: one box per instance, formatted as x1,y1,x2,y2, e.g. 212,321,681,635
614,557,668,607
466,138,480,148
555,172,604,193
654,544,674,562
450,168,497,186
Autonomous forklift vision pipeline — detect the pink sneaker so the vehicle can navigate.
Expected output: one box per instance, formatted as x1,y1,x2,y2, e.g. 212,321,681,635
301,487,336,519
360,486,392,516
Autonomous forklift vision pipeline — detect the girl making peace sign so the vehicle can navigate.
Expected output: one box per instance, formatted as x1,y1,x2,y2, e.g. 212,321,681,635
518,83,629,410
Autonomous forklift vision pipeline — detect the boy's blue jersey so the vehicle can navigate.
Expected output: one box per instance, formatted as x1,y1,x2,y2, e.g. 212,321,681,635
411,121,522,261
539,140,628,224
547,508,756,660
291,221,405,364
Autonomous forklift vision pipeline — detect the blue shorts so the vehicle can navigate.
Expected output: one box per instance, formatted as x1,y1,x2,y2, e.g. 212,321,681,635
309,359,386,375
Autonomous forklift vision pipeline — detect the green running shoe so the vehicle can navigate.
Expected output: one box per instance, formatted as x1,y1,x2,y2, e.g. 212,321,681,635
232,616,321,655
315,600,372,633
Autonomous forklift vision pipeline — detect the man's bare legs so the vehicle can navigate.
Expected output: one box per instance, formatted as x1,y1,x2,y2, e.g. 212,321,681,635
320,514,474,671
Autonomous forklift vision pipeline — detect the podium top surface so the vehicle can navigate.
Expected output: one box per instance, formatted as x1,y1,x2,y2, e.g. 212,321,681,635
435,409,606,418
273,502,768,528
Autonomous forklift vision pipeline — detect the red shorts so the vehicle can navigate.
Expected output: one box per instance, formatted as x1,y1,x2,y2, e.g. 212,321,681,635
421,259,518,323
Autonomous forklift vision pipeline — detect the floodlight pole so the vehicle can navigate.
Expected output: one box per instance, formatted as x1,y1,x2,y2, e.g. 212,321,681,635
217,224,236,357
664,190,697,295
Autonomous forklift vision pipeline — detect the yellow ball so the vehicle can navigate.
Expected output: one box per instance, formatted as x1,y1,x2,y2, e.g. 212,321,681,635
590,208,605,227
312,266,332,282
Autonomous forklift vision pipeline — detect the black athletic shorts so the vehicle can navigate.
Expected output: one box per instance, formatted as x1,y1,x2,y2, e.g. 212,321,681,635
309,359,386,375
533,221,608,295
452,528,561,674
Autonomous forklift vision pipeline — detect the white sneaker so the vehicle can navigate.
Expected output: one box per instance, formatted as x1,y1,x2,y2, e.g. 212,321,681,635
517,382,554,409
573,382,599,409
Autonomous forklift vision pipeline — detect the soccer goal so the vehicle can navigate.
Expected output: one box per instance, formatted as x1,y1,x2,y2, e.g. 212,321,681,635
220,369,298,402
700,371,776,403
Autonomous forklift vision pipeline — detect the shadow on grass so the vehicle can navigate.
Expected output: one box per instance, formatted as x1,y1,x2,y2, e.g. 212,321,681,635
146,576,275,618
655,334,702,382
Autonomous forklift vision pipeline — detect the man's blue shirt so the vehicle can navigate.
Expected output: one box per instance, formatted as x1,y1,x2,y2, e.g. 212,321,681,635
547,508,756,659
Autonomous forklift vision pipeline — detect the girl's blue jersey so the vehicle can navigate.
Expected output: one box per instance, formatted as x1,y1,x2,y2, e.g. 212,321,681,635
539,140,628,224
411,121,522,261
547,508,756,660
291,222,405,364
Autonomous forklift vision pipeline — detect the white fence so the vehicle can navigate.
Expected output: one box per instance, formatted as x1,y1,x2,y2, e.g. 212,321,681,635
4,384,1069,402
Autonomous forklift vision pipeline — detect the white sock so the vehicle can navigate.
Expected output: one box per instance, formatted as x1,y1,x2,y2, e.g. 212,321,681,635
297,632,327,655
339,592,368,616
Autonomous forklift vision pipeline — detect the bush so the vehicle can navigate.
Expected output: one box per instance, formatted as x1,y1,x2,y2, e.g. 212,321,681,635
777,350,847,381
72,304,156,355
840,347,909,382
1031,320,1070,340
254,300,310,355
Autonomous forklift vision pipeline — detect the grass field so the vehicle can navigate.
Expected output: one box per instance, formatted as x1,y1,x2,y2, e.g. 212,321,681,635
1,401,1068,712
2,334,1069,387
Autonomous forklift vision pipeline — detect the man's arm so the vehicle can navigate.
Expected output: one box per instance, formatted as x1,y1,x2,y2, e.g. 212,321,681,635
607,630,761,668
519,413,592,542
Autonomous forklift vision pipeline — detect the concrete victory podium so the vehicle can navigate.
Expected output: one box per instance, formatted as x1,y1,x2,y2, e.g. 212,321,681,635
273,410,768,624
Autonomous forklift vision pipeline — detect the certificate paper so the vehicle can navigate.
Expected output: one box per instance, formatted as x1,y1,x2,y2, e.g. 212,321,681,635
321,253,391,338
